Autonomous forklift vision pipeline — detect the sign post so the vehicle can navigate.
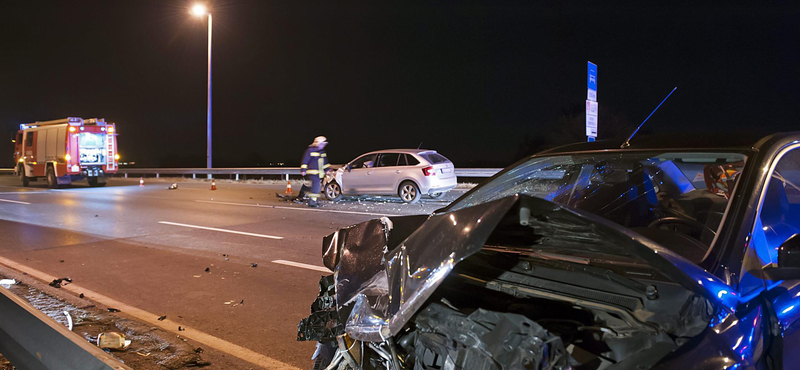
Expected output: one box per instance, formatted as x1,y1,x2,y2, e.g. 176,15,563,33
586,61,598,142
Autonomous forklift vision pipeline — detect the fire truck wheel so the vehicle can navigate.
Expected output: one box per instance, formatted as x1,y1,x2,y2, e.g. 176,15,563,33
19,166,29,187
46,167,59,189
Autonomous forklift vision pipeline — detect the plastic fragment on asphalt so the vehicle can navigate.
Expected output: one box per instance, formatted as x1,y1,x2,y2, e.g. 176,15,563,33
49,277,72,288
193,275,201,278
158,315,167,321
251,263,258,267
63,311,73,330
178,326,185,331
97,332,131,350
107,307,121,313
79,293,84,298
204,267,210,272
135,351,151,357
0,279,16,287
168,183,178,190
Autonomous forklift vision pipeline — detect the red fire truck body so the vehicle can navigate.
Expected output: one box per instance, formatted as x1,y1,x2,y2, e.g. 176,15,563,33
13,117,118,187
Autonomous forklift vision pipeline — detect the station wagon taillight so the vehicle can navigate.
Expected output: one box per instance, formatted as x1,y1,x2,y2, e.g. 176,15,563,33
422,166,436,176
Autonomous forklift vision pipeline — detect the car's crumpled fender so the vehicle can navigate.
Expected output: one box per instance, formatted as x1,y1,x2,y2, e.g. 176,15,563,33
325,197,517,341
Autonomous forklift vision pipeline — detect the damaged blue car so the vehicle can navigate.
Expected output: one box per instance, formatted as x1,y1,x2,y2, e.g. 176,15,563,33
298,132,800,370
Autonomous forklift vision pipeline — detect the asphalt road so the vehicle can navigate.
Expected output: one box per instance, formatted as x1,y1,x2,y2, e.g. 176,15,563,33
0,175,465,369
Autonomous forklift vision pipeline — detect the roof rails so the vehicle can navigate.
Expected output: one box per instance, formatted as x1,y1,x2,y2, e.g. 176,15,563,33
20,117,106,130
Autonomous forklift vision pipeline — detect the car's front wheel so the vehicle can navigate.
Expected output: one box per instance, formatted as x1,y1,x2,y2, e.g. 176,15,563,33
398,181,421,204
324,181,342,201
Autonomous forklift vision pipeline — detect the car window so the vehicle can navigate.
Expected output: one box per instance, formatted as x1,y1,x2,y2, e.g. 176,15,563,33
405,154,420,166
351,154,377,169
757,147,800,260
377,153,400,167
420,152,449,164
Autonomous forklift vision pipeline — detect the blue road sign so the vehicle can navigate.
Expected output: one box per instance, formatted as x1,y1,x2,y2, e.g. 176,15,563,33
587,61,597,93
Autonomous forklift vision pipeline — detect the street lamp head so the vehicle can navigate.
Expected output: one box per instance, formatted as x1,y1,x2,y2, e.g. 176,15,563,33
191,4,208,17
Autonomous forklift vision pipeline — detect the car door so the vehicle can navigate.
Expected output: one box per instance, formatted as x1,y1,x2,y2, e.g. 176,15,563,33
341,154,377,194
748,144,800,366
370,153,403,194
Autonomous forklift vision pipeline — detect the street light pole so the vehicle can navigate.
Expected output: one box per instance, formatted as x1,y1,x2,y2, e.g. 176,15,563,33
192,4,212,171
206,13,212,170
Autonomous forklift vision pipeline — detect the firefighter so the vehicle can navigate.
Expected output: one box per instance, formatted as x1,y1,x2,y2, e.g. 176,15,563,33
297,136,330,207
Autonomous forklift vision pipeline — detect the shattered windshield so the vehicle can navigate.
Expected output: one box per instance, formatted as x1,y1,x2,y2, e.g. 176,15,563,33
448,151,748,254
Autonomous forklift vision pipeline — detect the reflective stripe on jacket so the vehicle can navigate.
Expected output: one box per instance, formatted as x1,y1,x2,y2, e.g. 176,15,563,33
300,146,329,178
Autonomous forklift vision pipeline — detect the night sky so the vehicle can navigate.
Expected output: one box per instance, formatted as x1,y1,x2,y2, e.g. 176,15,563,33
2,2,798,169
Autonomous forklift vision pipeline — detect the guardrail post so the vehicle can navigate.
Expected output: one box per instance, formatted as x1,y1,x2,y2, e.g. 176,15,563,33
207,174,212,180
124,173,128,179
235,174,239,181
192,173,196,179
156,173,159,179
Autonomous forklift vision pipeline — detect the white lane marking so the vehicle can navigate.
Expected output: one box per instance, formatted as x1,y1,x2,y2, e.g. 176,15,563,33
0,191,50,195
159,221,283,240
0,256,300,370
196,200,401,217
0,198,31,205
272,259,331,273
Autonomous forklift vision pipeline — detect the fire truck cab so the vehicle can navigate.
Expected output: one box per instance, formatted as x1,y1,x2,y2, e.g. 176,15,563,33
14,117,119,188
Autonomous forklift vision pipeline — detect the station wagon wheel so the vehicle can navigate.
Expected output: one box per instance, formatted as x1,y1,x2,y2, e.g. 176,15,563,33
325,181,342,201
399,181,421,204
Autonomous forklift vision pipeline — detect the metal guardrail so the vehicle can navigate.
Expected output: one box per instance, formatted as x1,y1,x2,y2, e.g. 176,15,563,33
114,167,502,178
0,286,132,370
0,167,502,178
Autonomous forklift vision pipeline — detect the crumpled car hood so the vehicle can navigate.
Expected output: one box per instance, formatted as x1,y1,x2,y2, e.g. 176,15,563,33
322,194,737,342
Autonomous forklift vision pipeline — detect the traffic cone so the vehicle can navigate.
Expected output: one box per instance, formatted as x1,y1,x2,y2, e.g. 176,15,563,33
211,179,217,191
139,177,144,187
285,180,293,194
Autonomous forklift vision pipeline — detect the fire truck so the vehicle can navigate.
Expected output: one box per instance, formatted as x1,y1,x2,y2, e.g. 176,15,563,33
13,117,119,188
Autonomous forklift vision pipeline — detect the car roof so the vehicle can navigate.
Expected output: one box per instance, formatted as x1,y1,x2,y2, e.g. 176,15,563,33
540,131,799,155
362,149,438,155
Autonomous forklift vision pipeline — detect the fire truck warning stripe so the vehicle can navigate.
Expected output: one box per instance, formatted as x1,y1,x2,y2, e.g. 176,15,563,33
158,221,284,240
0,198,31,205
0,255,301,370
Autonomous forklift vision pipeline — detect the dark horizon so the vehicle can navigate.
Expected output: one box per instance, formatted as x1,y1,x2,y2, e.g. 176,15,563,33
2,2,799,169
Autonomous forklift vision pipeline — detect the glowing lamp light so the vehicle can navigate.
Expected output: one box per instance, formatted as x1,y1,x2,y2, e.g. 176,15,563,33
65,154,71,161
69,126,76,132
191,4,208,16
108,127,115,133
114,154,120,160
18,158,24,163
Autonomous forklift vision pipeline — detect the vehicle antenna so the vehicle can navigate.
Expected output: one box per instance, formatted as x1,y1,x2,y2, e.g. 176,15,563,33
417,142,423,149
620,87,677,149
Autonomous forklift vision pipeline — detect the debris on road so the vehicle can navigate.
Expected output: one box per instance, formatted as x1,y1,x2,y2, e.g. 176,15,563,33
186,360,212,367
59,259,65,262
135,351,151,357
168,183,178,190
49,277,72,288
178,326,185,331
194,347,204,353
0,279,17,287
204,267,210,273
107,307,121,313
250,263,258,268
79,293,85,298
192,275,201,278
64,311,73,330
97,331,132,350
157,315,167,321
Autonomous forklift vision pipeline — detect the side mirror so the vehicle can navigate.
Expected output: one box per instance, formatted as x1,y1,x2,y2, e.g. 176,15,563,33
346,164,352,172
778,234,800,268
763,234,800,280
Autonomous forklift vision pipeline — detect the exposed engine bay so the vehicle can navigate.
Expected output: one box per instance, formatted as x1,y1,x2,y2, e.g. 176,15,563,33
298,194,721,370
